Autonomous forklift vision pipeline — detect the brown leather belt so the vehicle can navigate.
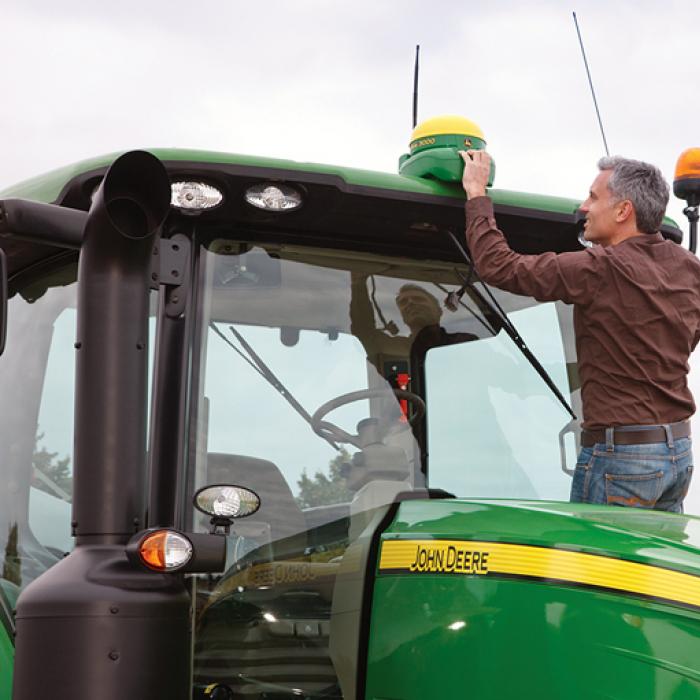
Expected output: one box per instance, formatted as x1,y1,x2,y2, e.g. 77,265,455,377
581,421,691,447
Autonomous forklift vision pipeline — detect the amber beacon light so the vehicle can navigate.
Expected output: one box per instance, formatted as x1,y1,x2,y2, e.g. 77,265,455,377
673,148,700,254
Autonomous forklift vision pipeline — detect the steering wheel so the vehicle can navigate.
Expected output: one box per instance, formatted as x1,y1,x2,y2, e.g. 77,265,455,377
310,388,426,448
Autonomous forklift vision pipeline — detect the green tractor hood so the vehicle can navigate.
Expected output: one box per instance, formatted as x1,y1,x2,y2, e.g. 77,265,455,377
367,499,700,699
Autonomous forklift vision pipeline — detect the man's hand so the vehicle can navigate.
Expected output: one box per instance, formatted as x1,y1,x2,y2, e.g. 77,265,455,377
460,149,490,200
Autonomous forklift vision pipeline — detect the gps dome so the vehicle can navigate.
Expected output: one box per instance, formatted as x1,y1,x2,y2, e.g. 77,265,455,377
399,114,495,185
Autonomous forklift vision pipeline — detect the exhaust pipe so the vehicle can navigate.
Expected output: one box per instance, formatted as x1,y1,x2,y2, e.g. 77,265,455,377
13,152,191,700
73,150,170,541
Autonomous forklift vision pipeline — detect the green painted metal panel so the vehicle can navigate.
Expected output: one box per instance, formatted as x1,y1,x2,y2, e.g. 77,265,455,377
366,499,700,699
367,575,700,699
380,499,700,575
0,627,13,700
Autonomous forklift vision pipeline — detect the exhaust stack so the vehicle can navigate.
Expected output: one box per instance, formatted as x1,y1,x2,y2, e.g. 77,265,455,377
13,152,191,700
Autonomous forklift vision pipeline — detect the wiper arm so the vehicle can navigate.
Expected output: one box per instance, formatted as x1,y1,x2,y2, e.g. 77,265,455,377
433,278,499,337
444,229,577,420
209,323,341,451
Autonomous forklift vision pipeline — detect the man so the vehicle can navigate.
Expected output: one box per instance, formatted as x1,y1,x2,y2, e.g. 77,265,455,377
460,150,700,511
350,276,478,372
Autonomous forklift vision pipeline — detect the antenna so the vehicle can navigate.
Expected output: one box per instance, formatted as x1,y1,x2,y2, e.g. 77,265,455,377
412,44,420,129
572,12,610,156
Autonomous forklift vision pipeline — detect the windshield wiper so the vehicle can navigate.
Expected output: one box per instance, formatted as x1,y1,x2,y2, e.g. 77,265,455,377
444,229,576,420
209,323,341,451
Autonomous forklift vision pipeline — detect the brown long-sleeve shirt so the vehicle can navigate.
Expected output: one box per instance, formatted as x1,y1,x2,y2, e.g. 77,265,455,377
465,196,700,429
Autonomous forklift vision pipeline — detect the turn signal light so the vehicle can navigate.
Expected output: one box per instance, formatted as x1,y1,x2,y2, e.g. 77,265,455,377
138,529,193,572
127,528,226,574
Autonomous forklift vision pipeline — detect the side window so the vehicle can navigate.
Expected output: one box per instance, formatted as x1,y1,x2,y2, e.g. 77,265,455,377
0,264,78,595
426,301,577,500
0,263,158,596
30,306,76,555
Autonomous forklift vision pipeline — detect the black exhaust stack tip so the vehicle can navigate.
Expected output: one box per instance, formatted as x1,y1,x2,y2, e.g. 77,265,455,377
89,150,171,241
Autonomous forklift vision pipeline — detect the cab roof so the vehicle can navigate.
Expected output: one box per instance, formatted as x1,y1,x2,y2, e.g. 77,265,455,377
0,149,683,283
0,147,588,216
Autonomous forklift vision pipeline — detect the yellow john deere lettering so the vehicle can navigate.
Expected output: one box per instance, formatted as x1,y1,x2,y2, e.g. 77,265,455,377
406,542,489,574
379,539,700,611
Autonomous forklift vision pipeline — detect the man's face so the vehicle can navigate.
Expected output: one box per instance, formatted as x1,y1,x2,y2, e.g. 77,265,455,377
579,170,622,245
396,286,441,332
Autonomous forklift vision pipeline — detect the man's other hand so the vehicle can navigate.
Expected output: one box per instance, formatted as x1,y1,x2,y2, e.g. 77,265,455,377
460,150,490,200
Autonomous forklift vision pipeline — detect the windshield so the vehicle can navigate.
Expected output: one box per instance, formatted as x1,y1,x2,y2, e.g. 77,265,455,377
190,239,579,698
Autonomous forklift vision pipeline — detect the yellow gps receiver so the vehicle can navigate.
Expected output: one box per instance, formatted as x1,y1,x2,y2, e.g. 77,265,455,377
398,115,495,186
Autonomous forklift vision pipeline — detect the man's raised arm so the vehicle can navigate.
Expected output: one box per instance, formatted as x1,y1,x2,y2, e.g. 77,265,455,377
460,150,601,305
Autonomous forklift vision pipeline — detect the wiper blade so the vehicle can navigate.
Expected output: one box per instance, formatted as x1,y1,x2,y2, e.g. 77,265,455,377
209,323,341,451
444,229,577,420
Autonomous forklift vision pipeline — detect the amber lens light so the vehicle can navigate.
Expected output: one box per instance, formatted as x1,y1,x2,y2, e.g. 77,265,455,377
674,148,700,206
139,530,193,571
675,149,700,181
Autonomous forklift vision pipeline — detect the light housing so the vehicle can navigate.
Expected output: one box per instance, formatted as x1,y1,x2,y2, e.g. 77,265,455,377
126,528,226,574
171,181,223,211
194,484,261,519
244,183,303,212
91,179,224,212
674,148,700,206
136,529,193,572
674,148,700,254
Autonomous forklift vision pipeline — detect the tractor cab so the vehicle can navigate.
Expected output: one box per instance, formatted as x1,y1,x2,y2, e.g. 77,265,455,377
0,119,695,700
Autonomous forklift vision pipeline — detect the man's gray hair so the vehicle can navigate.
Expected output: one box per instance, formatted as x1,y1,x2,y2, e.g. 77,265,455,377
597,156,669,234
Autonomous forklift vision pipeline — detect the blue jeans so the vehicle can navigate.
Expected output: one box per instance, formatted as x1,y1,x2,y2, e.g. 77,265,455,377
570,437,693,512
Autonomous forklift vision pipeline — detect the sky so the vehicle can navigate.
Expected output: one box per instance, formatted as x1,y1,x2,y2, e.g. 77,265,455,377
5,0,700,509
3,0,700,228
